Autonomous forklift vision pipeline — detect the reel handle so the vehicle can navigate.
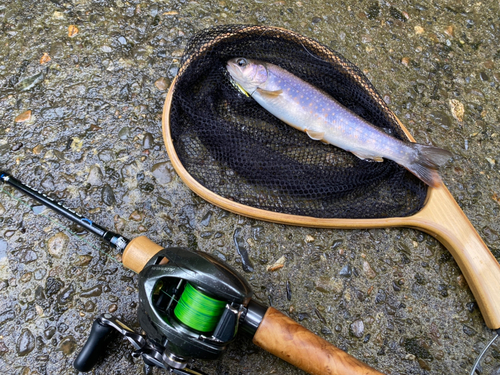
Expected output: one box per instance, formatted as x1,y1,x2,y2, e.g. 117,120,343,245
73,317,116,372
253,307,384,375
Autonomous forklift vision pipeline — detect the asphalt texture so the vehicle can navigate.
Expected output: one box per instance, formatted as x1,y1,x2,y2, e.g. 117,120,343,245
1,1,500,374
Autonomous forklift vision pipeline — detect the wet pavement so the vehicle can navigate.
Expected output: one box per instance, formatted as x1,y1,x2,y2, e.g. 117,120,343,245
1,0,500,374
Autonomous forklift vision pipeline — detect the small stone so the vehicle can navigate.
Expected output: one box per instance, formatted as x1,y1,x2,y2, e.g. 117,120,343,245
463,325,476,336
108,304,118,313
414,26,424,34
40,52,51,64
401,57,410,66
118,127,130,140
20,272,32,282
33,144,44,155
151,162,172,184
449,99,464,122
47,232,69,258
35,305,44,316
101,184,116,206
129,210,144,221
74,255,92,267
155,77,169,91
350,320,364,338
267,256,285,272
114,215,126,232
444,25,454,37
143,132,154,149
15,110,32,123
363,260,377,279
339,264,352,278
305,234,315,243
68,25,79,38
17,329,35,356
84,300,96,312
101,45,112,53
418,358,431,370
87,165,103,185
59,336,77,355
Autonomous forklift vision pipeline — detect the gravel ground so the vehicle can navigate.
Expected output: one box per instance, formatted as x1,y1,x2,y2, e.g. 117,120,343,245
1,1,500,374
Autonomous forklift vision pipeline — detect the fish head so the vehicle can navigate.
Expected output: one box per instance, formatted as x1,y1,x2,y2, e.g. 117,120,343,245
226,58,268,95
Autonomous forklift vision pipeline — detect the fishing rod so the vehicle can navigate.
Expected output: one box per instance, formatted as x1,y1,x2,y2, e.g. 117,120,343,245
0,171,384,375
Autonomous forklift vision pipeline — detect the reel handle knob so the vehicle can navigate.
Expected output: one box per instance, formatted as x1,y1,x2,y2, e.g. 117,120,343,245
74,316,116,372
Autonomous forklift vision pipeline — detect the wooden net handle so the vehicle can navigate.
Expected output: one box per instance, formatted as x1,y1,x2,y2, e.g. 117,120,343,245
253,307,385,375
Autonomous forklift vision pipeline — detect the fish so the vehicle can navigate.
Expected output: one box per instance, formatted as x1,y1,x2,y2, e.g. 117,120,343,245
226,58,452,187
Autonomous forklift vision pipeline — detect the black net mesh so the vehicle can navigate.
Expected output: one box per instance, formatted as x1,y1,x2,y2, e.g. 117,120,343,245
168,25,427,219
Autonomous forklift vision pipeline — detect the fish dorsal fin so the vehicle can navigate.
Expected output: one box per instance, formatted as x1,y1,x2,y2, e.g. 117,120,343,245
305,129,325,141
352,151,384,162
256,88,283,98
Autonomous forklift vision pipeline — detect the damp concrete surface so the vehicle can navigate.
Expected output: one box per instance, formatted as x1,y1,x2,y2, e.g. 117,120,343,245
1,0,500,374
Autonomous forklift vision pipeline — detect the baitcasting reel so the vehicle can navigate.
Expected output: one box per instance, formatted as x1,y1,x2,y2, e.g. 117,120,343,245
74,246,267,373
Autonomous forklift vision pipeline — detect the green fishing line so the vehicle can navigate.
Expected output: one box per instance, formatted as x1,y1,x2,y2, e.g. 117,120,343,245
174,282,226,333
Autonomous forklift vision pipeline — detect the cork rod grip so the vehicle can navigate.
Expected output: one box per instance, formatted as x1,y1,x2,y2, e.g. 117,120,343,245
253,308,384,375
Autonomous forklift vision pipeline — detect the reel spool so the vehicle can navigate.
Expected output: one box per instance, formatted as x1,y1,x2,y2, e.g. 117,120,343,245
136,247,266,368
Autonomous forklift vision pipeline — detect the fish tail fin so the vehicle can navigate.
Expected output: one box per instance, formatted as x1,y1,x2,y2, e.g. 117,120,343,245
404,144,452,187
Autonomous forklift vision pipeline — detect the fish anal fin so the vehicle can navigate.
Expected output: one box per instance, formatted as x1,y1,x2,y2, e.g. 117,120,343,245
352,151,384,162
305,129,325,141
256,88,283,98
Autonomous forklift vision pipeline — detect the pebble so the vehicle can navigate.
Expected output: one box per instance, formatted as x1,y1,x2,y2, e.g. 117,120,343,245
16,71,45,92
101,184,116,206
47,232,69,259
74,255,93,267
129,210,144,221
84,301,96,312
44,327,56,340
17,329,35,356
87,165,104,185
155,77,169,91
362,260,377,279
350,320,364,338
40,53,51,65
339,264,352,278
118,127,130,140
108,304,118,313
59,336,77,355
449,99,464,122
32,144,44,155
151,162,172,184
114,215,126,232
267,256,285,272
14,110,32,123
143,132,154,149
20,272,32,283
68,25,79,38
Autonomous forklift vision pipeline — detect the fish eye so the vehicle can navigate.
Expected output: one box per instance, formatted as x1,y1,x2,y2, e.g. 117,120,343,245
236,58,247,67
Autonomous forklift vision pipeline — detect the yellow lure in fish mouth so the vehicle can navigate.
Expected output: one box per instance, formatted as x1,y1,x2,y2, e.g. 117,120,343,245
231,80,250,97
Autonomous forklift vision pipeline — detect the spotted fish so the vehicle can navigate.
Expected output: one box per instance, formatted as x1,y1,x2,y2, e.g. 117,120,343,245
226,58,452,187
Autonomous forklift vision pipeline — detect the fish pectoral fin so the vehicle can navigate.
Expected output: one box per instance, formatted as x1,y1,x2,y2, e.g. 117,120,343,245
305,129,325,141
352,151,384,162
256,88,283,98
